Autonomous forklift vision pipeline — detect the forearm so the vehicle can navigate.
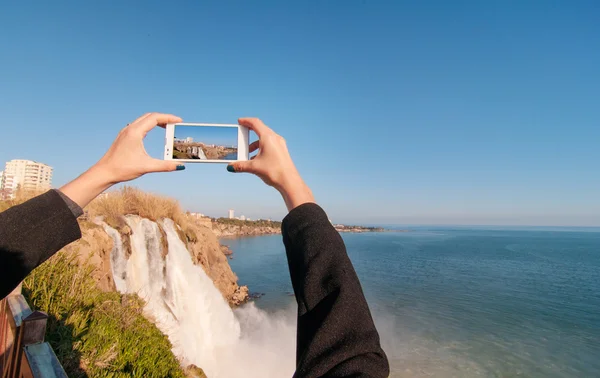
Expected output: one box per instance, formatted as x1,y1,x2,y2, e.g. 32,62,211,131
59,164,114,209
0,191,82,299
276,172,315,212
282,203,389,377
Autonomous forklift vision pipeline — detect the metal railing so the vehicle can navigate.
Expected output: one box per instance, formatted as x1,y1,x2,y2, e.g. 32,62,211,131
0,284,66,378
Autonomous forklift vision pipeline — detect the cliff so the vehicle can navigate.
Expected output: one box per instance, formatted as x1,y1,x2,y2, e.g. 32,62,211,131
82,187,249,306
184,218,249,305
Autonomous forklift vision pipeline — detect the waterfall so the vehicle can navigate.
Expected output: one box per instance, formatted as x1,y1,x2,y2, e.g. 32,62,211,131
100,222,127,292
101,216,295,377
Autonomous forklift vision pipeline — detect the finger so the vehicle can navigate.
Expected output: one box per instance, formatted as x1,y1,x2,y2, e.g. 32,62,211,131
146,159,186,173
238,117,272,138
249,140,260,153
226,160,255,174
134,113,183,135
130,113,152,125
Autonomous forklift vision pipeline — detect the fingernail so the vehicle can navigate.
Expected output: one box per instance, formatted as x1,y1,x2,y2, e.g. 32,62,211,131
226,165,236,173
176,165,186,171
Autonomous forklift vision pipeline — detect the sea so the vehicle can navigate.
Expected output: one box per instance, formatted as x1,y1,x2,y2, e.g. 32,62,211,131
226,227,600,377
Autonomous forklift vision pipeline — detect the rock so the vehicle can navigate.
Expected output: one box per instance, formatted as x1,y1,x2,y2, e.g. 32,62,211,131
231,285,249,306
248,292,265,300
220,244,233,255
184,364,207,378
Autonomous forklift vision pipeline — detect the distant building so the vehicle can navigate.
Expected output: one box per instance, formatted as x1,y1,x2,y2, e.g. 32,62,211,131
240,215,246,221
0,170,4,190
174,137,194,144
228,209,235,219
2,159,53,198
189,212,205,219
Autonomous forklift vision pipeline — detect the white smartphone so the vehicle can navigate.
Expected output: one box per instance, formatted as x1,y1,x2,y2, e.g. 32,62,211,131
164,123,249,163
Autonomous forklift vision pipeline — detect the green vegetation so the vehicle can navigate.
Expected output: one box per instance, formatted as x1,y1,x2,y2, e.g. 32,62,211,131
214,217,282,228
23,251,185,378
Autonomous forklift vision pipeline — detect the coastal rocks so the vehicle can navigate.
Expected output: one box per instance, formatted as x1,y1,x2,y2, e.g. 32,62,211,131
212,223,282,238
231,285,250,306
220,244,233,255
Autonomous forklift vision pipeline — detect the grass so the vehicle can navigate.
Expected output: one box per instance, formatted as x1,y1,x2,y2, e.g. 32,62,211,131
23,251,185,378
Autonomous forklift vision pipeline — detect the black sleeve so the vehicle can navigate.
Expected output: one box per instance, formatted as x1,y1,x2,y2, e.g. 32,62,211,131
282,203,389,378
0,190,82,299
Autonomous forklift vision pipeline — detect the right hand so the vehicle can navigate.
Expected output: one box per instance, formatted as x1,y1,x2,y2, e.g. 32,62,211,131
228,118,315,211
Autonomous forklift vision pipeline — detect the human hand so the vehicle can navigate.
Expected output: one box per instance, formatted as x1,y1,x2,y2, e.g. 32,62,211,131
94,112,185,184
60,112,185,208
227,118,314,211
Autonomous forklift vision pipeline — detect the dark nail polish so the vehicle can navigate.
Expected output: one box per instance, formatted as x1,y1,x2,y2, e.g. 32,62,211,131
176,165,186,171
226,165,236,173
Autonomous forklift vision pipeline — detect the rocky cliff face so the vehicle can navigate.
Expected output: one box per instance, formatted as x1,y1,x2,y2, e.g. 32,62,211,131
184,219,249,306
70,220,117,292
76,217,248,306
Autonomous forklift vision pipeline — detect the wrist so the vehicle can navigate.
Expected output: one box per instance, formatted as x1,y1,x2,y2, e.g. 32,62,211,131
277,174,315,212
60,164,115,209
89,162,119,186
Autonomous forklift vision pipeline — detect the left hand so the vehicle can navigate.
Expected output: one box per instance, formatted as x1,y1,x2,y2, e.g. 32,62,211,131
60,112,184,209
94,112,184,184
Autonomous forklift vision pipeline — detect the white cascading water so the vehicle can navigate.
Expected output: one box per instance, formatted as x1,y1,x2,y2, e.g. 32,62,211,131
100,223,127,292
101,216,296,377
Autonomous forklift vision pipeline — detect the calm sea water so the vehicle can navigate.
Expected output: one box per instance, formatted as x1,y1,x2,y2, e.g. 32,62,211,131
226,228,600,377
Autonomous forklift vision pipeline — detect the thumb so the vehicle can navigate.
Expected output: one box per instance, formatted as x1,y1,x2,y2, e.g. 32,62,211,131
227,160,254,174
147,159,186,173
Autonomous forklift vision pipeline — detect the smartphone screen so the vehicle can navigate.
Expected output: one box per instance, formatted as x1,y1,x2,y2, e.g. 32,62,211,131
172,125,239,160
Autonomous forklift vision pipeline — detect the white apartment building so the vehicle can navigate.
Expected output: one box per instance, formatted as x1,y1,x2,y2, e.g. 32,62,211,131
2,159,53,196
228,209,235,219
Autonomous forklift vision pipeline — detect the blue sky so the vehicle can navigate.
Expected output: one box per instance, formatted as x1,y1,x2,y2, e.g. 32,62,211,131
0,1,599,225
175,126,238,147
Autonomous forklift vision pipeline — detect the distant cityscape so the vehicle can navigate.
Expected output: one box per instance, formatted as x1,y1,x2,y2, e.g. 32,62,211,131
0,159,53,200
188,209,273,223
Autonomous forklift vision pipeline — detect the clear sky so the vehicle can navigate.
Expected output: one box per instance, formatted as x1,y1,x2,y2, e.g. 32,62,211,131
1,1,599,226
175,126,238,147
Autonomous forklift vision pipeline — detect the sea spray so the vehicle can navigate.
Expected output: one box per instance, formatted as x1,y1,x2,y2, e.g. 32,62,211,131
102,217,296,377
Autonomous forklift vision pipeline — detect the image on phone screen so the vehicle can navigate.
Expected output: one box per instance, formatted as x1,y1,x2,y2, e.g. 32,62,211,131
172,125,238,160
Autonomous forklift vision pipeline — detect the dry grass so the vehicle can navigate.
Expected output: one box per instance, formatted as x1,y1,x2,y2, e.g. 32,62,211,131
0,188,46,212
86,186,197,242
